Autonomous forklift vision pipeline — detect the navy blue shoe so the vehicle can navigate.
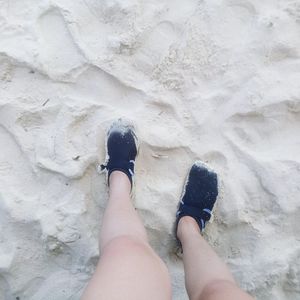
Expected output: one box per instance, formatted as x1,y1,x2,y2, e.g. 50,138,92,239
100,119,138,188
176,162,218,235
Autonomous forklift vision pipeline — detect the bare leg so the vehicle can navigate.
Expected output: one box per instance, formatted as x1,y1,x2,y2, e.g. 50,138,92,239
177,216,254,300
81,171,171,300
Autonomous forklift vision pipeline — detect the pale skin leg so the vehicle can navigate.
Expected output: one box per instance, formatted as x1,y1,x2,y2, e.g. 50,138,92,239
177,216,255,300
81,171,172,300
81,170,254,300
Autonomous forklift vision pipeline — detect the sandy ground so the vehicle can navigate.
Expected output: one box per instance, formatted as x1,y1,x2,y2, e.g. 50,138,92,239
1,0,300,299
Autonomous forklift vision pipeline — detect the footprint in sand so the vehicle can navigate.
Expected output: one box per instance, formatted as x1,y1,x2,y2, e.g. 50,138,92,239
37,8,86,80
133,21,181,73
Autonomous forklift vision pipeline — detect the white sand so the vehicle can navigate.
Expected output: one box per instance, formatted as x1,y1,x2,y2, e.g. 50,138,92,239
0,0,300,299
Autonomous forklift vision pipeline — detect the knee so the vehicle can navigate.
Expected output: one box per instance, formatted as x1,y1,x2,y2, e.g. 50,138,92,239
199,280,237,300
101,235,153,258
102,235,170,271
101,235,171,286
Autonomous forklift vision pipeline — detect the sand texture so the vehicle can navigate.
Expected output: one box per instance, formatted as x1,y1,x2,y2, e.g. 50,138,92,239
1,0,300,299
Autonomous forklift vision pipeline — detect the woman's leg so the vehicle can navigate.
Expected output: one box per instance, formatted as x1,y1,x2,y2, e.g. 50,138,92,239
177,216,254,300
81,171,172,300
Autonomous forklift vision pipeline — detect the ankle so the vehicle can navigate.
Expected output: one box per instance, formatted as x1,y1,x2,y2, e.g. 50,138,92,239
177,216,201,241
109,171,131,194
